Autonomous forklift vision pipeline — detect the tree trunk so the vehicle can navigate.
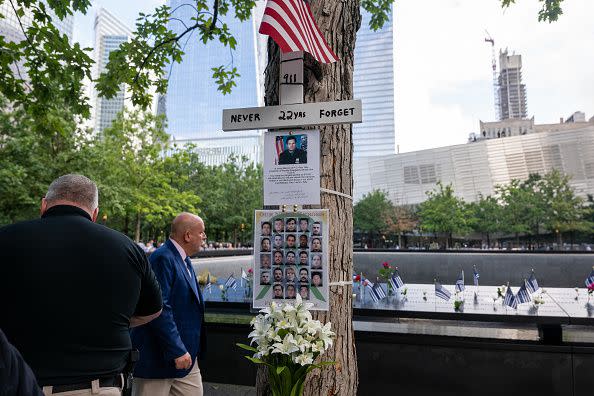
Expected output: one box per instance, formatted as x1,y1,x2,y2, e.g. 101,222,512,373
124,214,130,236
135,212,141,243
262,1,360,394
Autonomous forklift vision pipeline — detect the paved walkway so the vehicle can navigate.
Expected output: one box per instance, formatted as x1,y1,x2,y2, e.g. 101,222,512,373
204,383,256,396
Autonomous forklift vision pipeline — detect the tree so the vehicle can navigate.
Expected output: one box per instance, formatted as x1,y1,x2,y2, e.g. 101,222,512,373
468,194,502,248
417,182,469,249
354,190,393,247
540,170,590,246
259,0,362,392
85,108,201,241
385,205,417,249
0,95,92,225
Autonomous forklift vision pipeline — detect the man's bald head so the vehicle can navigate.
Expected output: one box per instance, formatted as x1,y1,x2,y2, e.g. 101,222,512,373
170,212,207,256
171,212,202,237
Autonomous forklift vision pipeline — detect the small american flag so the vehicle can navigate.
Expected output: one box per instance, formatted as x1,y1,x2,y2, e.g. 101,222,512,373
259,0,339,63
205,273,212,294
364,280,378,303
455,270,465,292
585,269,594,288
516,281,531,304
372,283,387,300
526,271,539,294
435,282,451,301
389,270,404,290
504,285,518,309
224,274,237,290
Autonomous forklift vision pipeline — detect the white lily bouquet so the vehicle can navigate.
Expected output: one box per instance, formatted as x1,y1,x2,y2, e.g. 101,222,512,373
237,295,335,396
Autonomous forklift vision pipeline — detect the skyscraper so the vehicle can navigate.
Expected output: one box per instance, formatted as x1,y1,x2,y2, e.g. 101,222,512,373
0,2,74,41
162,0,262,166
92,8,132,133
353,6,396,157
498,49,527,120
0,2,73,78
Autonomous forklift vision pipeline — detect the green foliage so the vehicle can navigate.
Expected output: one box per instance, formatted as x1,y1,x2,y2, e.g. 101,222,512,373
361,0,393,31
0,0,93,134
539,170,591,236
501,0,564,22
417,182,470,244
354,189,393,233
467,194,502,243
0,95,92,223
96,0,256,107
78,108,202,240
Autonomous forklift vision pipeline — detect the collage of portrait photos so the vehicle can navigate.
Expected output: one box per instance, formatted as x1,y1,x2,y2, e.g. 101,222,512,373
254,210,329,310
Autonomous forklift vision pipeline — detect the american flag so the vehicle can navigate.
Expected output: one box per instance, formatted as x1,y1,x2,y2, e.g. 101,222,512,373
504,285,518,309
259,0,339,63
389,270,404,290
435,282,451,301
473,266,480,287
585,269,594,288
275,136,284,163
205,273,212,293
526,272,539,294
364,280,378,302
455,270,465,292
372,283,387,301
516,280,531,304
225,274,237,290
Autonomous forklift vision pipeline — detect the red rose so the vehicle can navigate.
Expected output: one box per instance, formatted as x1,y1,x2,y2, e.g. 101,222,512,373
588,284,594,293
382,262,390,269
353,274,361,282
248,268,253,274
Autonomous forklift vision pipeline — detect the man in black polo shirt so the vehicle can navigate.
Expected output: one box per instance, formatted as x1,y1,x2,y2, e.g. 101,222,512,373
0,174,163,395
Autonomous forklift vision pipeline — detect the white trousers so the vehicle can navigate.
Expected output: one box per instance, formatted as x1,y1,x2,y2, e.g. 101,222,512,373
132,361,203,396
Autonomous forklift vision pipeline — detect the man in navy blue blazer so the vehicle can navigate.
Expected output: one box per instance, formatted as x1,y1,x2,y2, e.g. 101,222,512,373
131,213,207,396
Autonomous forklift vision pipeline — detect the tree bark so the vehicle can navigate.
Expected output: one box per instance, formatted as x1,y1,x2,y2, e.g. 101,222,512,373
135,212,141,243
262,1,361,395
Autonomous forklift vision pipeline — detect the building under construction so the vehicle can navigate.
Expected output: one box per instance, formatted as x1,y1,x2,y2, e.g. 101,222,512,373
498,49,527,120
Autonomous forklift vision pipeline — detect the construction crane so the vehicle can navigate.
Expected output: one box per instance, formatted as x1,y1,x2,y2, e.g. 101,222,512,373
484,30,500,120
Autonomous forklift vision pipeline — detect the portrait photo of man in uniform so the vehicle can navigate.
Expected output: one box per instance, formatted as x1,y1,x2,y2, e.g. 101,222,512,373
260,271,271,285
273,234,284,250
273,218,284,233
285,251,296,265
273,251,284,266
273,268,283,283
278,135,307,165
260,255,271,269
273,284,284,299
261,221,271,236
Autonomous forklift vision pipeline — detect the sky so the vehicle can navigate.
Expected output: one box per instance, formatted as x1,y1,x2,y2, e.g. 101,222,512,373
73,0,594,154
394,0,594,152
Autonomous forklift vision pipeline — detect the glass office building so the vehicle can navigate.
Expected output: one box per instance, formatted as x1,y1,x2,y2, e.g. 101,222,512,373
163,0,262,166
353,7,396,158
92,8,132,134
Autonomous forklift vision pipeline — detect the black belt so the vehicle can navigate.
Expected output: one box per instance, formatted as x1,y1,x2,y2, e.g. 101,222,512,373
50,375,123,393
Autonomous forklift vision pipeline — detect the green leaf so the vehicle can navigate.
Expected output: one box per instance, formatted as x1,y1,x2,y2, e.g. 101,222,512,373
236,343,257,352
245,356,268,365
